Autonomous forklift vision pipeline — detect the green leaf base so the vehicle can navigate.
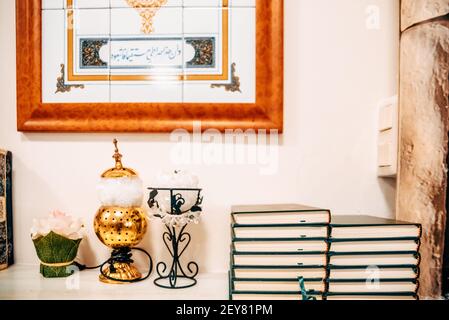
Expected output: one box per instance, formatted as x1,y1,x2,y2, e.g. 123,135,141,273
32,231,82,278
40,264,76,278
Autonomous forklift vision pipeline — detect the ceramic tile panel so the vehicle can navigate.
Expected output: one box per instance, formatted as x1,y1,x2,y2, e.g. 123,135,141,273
73,9,110,77
109,82,183,102
228,0,256,7
42,8,65,102
183,7,223,89
42,8,110,103
72,0,111,9
43,0,112,9
182,7,256,103
183,7,220,33
41,0,257,103
109,6,183,102
73,8,111,36
227,7,256,102
110,0,183,8
183,0,221,7
42,0,65,9
110,0,254,8
183,0,256,7
110,7,182,36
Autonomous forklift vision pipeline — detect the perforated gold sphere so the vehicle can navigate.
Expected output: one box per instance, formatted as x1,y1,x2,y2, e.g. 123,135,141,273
94,206,147,249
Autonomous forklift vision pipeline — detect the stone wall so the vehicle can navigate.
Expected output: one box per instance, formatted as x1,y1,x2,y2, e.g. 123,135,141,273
401,0,449,30
397,0,449,298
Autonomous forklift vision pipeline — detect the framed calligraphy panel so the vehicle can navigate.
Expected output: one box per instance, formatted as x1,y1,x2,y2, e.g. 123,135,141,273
16,0,283,132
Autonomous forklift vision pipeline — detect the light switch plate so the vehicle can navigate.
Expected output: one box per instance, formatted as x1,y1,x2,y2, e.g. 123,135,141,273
377,95,398,178
379,104,394,132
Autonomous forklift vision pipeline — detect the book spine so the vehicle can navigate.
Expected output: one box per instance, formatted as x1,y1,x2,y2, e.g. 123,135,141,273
415,252,422,266
415,239,420,301
324,224,332,300
229,247,235,300
418,224,423,238
6,152,13,266
228,271,233,301
414,265,420,279
0,151,13,270
416,238,422,253
326,210,331,224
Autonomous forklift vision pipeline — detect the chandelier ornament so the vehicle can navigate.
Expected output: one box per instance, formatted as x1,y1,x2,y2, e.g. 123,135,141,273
126,0,168,34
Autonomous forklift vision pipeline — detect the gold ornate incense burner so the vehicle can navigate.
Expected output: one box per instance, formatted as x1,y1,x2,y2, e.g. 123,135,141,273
94,140,148,284
95,206,146,249
126,0,168,34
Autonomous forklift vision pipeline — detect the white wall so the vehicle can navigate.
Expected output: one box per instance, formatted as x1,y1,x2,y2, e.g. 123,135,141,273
0,0,399,272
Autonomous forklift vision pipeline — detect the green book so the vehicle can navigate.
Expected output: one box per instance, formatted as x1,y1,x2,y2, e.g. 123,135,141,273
232,227,329,254
232,204,331,226
230,291,324,301
231,266,327,281
330,215,422,241
232,223,330,240
326,279,420,294
231,277,326,294
328,265,419,282
232,248,328,268
329,238,421,254
325,292,418,300
230,249,327,270
328,252,420,268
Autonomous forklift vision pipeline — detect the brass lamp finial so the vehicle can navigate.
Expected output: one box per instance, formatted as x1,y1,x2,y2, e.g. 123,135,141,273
101,139,138,178
113,139,123,170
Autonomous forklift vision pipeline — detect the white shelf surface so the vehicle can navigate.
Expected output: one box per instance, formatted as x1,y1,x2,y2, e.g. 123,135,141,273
0,265,229,300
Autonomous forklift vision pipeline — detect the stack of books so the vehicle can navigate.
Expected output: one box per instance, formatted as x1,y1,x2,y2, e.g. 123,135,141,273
229,204,331,300
326,216,422,300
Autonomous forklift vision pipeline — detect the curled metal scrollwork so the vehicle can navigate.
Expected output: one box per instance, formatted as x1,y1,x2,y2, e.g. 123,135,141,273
154,224,199,289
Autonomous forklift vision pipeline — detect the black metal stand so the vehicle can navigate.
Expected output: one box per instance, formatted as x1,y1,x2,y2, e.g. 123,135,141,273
154,224,199,289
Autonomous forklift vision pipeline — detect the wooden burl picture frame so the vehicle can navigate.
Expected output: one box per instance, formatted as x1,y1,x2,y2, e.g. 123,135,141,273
16,0,283,133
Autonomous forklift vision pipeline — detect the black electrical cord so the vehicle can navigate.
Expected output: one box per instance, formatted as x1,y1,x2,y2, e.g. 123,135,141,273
73,247,153,283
